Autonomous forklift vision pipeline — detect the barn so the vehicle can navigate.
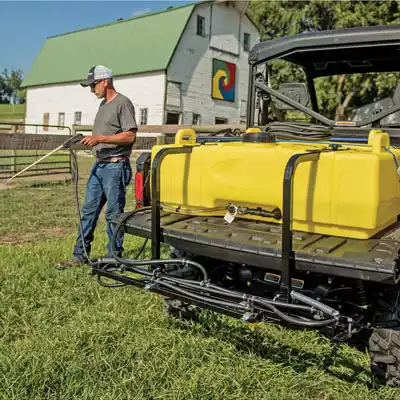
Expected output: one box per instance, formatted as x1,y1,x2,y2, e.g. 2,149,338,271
22,0,259,133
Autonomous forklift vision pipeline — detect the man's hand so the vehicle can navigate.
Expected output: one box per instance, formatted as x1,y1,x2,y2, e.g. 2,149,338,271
80,136,100,147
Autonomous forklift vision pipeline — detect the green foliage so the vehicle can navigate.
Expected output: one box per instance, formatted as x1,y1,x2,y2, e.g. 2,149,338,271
0,68,25,104
0,74,8,104
248,0,400,119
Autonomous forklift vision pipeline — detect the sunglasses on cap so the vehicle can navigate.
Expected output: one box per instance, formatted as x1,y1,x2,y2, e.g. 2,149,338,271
89,80,103,89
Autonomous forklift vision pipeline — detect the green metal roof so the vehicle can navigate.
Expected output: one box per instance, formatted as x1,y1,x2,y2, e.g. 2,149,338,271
22,3,197,87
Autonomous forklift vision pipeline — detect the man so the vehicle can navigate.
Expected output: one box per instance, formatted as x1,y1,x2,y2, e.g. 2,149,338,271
58,65,137,268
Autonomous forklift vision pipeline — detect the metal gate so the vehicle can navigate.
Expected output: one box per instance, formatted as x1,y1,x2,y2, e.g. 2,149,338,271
0,122,72,181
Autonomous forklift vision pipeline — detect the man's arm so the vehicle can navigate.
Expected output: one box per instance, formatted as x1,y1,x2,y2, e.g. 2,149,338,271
81,129,137,147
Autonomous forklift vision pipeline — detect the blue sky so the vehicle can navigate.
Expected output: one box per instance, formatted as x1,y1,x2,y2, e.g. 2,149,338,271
1,1,193,75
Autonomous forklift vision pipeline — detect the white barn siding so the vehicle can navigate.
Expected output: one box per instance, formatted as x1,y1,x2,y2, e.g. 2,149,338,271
209,3,241,54
25,71,166,133
167,2,259,125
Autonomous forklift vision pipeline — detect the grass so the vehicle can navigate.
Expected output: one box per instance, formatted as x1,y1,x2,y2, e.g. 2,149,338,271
0,155,399,399
0,104,25,121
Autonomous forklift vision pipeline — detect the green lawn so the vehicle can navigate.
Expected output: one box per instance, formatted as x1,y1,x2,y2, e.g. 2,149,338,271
0,155,399,399
0,103,25,121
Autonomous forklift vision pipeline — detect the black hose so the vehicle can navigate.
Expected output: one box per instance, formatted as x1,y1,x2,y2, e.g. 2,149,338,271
265,121,332,141
95,259,127,288
252,298,312,313
97,276,126,288
268,121,333,133
264,303,335,328
160,276,335,321
110,208,209,281
69,149,92,264
161,276,314,313
156,278,336,327
156,280,249,311
133,238,148,259
123,264,154,277
161,276,246,300
122,238,148,259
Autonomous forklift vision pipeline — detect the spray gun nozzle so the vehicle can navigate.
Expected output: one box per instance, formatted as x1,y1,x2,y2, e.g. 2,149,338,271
62,134,84,149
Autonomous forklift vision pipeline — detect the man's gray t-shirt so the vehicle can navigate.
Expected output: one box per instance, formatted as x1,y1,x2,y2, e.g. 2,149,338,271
92,93,137,160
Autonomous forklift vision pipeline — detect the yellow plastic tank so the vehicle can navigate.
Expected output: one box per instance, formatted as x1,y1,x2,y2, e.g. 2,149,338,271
151,129,400,239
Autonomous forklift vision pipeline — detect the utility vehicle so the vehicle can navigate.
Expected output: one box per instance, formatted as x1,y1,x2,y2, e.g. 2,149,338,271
93,24,400,387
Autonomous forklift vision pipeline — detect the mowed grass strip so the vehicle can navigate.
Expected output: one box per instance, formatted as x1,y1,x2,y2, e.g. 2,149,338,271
0,155,399,399
0,104,25,121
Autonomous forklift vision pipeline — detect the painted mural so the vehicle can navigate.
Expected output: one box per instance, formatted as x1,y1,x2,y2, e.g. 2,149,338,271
212,59,236,102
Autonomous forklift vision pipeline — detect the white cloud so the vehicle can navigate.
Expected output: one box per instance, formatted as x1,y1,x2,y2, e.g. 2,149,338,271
132,8,151,17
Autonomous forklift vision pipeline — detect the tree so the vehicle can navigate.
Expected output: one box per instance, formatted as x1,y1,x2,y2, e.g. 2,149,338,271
248,0,400,119
0,68,25,104
0,74,9,104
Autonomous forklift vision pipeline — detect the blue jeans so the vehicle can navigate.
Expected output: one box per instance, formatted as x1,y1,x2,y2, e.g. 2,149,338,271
73,160,132,261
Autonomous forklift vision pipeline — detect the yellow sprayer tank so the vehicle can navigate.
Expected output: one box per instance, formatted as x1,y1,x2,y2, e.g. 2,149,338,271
152,129,400,239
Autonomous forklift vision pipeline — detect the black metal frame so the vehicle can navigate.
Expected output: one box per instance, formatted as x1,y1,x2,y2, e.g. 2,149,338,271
247,66,257,128
246,40,400,130
254,81,334,127
306,74,319,114
249,24,400,77
151,145,194,259
280,151,322,300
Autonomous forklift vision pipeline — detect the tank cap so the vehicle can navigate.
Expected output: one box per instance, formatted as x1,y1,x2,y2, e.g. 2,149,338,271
242,131,275,143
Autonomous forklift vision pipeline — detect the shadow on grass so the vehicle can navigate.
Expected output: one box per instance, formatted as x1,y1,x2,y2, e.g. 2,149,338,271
168,311,372,387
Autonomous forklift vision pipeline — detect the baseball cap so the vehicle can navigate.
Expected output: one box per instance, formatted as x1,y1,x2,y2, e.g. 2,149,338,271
80,65,113,87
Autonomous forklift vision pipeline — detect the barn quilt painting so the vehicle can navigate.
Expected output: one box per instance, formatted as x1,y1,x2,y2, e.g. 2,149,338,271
212,59,236,102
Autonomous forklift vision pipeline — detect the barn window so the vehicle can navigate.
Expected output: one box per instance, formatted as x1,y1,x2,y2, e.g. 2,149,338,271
244,33,251,52
74,111,82,125
58,112,65,130
240,100,247,117
192,113,201,125
197,15,205,37
215,117,228,124
140,108,148,125
166,112,181,125
43,113,49,131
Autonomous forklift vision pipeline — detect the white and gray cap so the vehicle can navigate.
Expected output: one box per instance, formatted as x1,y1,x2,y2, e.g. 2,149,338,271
80,65,113,87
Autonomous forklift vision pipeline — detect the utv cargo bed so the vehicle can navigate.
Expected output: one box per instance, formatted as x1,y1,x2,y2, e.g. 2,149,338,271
118,209,400,284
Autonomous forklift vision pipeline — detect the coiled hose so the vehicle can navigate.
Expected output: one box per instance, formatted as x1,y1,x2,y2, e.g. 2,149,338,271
265,121,332,141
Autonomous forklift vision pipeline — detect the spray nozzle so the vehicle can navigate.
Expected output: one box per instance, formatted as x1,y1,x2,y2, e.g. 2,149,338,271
62,134,84,149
